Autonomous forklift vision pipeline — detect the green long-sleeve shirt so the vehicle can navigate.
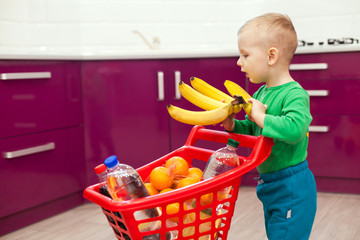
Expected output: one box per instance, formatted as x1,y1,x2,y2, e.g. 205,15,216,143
233,81,312,174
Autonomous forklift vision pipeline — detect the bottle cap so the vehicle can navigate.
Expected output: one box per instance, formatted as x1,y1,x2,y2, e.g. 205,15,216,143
104,155,119,168
94,164,107,174
227,138,239,148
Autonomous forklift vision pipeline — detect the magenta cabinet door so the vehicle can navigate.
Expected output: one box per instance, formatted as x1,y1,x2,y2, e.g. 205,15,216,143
82,60,171,184
307,116,360,179
167,58,247,164
0,61,83,139
289,52,360,80
297,79,360,115
0,126,85,218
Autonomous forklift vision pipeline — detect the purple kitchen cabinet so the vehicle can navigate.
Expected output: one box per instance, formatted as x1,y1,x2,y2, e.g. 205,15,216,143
82,60,171,185
82,58,247,184
307,116,360,179
0,126,86,218
0,126,86,235
297,79,360,116
0,61,83,138
0,61,85,235
289,52,360,80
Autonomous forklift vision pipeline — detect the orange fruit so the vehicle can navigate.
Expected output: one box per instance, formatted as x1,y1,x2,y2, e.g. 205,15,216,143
188,167,203,181
176,176,198,189
165,156,189,177
167,204,180,222
200,193,213,206
144,182,159,196
159,188,174,194
149,166,174,190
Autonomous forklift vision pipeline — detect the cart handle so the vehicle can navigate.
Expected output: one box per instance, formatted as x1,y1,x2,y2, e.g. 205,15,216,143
185,125,261,149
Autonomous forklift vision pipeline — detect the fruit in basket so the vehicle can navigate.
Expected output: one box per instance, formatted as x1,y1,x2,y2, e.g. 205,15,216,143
188,167,203,182
144,182,159,196
149,167,174,190
176,176,199,189
165,156,189,177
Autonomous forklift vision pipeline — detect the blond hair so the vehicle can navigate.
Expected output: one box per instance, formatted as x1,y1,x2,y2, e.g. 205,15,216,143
239,13,298,64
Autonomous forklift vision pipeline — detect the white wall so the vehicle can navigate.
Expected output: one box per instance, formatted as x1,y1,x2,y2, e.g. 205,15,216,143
0,0,359,53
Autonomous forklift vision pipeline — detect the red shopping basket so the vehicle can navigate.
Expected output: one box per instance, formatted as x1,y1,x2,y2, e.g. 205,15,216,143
83,126,273,240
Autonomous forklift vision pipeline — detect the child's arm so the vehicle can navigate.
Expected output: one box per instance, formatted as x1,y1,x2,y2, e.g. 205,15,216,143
262,89,312,144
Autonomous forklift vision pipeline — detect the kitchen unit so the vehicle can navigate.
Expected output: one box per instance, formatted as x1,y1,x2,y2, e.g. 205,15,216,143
0,61,86,235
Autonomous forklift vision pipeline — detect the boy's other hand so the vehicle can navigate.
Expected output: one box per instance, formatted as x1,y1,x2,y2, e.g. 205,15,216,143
220,113,235,132
247,98,267,128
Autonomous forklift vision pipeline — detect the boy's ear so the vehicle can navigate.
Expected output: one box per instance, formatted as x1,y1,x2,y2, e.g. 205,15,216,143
267,47,279,65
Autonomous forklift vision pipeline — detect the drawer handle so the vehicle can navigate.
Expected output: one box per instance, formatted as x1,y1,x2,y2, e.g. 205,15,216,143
3,142,55,159
289,63,328,70
306,90,329,97
0,72,51,80
309,126,329,133
157,71,165,101
174,71,181,100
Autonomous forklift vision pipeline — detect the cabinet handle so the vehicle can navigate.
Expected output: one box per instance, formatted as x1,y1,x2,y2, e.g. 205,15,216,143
306,90,329,97
309,126,329,133
0,72,51,80
157,71,165,101
174,71,181,100
289,63,328,70
3,142,55,159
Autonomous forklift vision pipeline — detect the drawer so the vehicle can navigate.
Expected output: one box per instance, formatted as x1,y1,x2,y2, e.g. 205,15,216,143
298,79,360,116
290,52,360,80
307,116,360,179
0,126,85,218
0,61,83,138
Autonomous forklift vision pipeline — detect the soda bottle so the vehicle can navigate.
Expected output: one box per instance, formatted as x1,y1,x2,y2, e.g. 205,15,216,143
104,155,172,240
94,163,111,198
202,138,240,213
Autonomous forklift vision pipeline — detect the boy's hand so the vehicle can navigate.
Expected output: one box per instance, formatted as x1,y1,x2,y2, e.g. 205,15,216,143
220,113,235,132
247,98,267,128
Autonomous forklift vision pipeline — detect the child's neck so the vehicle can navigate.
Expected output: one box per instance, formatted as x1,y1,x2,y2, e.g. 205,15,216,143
266,70,294,88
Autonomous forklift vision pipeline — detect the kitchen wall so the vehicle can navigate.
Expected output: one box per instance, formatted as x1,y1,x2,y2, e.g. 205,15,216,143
0,0,359,54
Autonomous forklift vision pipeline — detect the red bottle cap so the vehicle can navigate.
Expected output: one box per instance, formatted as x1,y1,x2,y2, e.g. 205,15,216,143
94,164,107,174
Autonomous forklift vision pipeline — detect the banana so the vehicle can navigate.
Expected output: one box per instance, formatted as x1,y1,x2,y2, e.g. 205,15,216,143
224,80,253,117
190,77,234,103
167,103,234,126
178,81,226,110
224,80,252,101
190,77,241,113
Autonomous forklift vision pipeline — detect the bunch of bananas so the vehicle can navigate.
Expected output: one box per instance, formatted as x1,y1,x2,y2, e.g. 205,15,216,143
167,77,253,126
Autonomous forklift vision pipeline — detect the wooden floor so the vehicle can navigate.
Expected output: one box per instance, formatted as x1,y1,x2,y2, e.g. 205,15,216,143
2,187,360,240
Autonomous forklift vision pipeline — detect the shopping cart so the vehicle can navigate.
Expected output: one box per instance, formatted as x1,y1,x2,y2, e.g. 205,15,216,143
83,125,273,240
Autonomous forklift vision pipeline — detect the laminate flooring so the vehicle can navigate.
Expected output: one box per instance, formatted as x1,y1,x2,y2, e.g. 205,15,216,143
2,187,360,240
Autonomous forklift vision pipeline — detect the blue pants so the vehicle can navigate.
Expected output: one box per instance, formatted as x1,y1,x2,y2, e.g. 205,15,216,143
256,160,317,240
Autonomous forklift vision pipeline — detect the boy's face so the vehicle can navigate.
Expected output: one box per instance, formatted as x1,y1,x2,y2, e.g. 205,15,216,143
237,27,270,84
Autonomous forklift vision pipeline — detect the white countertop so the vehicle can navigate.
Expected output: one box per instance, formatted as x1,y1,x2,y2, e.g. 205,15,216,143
0,45,359,60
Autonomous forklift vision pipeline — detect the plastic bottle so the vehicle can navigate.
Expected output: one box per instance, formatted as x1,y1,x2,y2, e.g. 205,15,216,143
104,155,172,240
94,163,111,198
202,138,240,179
202,138,240,214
